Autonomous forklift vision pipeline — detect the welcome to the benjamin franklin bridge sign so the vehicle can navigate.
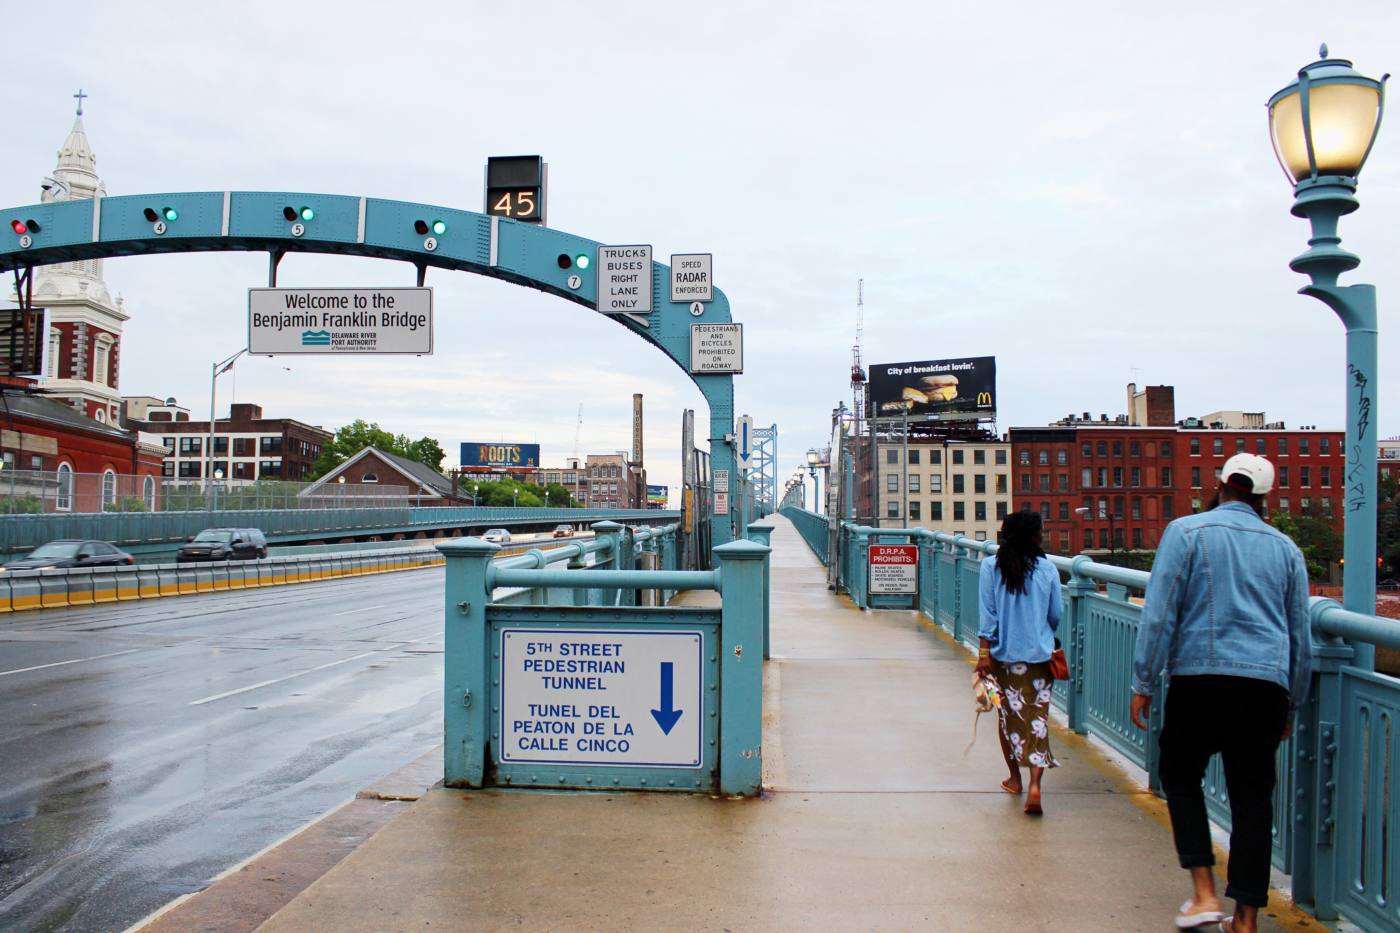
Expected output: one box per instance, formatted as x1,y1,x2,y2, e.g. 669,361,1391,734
248,287,433,354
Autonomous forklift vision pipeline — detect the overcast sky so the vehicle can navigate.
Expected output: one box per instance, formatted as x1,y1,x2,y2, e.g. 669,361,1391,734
4,2,1399,501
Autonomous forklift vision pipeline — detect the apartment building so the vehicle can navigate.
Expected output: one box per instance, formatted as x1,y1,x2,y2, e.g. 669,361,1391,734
127,399,331,482
874,435,1012,541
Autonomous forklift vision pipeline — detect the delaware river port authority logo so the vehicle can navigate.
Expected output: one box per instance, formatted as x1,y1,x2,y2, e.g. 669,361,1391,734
301,330,331,347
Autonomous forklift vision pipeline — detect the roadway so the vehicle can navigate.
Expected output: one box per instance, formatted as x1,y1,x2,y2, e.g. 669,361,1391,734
0,563,449,933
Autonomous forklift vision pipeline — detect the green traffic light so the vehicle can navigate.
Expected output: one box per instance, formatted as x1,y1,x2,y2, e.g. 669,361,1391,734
300,206,315,221
575,254,591,270
162,207,178,222
432,220,447,235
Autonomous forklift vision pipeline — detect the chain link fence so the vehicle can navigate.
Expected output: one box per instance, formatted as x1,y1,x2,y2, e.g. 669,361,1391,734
0,470,413,514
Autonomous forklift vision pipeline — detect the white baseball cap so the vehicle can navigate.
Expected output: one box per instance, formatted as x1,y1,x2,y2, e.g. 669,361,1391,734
1220,453,1275,495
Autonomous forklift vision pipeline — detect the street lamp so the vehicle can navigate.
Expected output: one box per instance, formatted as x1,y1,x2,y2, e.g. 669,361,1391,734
806,449,822,514
1075,505,1117,557
512,487,519,507
207,347,247,492
1269,45,1387,667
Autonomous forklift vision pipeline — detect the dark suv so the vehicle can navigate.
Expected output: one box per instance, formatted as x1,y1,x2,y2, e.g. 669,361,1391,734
177,528,268,563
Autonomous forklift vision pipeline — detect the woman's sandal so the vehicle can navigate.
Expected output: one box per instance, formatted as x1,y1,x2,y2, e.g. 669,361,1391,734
1175,901,1227,929
1000,778,1022,795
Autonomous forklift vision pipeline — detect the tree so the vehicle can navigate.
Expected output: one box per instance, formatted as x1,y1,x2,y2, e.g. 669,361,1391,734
1271,510,1342,582
458,476,576,508
310,419,445,479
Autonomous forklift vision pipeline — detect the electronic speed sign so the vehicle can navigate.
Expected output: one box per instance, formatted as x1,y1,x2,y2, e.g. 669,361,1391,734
485,155,546,225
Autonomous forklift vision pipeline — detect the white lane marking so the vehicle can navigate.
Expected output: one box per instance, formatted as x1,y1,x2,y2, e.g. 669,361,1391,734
188,650,381,706
332,604,386,616
0,648,143,677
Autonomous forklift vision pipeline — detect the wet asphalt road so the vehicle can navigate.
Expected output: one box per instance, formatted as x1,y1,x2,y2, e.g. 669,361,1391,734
0,568,446,933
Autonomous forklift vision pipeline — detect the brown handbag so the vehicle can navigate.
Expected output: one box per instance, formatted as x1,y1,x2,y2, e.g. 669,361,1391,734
1049,648,1070,681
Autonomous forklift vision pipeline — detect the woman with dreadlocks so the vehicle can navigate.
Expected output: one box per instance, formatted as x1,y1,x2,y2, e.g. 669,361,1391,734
974,509,1062,815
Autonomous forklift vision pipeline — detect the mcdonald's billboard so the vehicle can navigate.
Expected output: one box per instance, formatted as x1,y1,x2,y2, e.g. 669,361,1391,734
868,356,996,420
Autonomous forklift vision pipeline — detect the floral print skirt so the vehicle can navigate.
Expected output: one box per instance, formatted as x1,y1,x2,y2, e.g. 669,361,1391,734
990,658,1059,769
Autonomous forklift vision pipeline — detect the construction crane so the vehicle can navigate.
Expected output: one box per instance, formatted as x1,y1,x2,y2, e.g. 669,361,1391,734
851,279,866,437
572,403,584,461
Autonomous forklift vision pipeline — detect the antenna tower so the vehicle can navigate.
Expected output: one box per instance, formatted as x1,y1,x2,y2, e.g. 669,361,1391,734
572,403,583,460
851,279,866,436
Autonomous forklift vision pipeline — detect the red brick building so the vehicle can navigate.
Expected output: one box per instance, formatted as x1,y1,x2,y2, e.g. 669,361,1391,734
127,401,331,481
1010,388,1346,556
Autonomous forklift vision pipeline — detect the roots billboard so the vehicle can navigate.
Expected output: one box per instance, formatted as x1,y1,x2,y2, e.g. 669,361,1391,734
869,356,996,420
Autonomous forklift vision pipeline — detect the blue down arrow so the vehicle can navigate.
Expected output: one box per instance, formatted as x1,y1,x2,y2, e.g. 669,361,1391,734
650,661,683,735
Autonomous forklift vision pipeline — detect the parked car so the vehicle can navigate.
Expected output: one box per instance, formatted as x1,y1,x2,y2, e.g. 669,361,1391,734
4,539,136,571
177,528,268,563
552,525,575,538
482,528,512,544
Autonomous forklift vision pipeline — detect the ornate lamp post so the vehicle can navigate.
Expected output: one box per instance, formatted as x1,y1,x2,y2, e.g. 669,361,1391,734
1269,45,1387,668
806,450,822,514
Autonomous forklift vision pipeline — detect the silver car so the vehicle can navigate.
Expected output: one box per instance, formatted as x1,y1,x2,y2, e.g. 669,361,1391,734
482,528,511,544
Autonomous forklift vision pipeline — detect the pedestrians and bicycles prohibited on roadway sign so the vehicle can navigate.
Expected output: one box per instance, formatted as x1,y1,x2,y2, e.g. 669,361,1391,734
689,323,743,374
499,628,704,768
868,544,918,595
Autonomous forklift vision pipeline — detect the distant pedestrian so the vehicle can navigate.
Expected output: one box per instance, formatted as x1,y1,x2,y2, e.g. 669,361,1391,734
975,509,1062,815
1130,454,1312,932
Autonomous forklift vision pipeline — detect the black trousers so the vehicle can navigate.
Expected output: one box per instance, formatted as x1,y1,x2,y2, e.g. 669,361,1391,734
1157,674,1290,908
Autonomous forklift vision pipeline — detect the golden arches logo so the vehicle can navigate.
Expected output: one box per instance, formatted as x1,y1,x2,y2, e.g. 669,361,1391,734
976,391,994,407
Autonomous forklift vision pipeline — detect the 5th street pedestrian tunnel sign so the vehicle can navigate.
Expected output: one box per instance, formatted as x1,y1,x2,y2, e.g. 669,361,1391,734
499,628,704,768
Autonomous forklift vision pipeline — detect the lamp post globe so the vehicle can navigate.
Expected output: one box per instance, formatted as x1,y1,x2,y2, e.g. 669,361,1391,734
1270,46,1387,669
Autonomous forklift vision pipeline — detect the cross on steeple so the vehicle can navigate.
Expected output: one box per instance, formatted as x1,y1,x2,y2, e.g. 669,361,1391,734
73,88,87,116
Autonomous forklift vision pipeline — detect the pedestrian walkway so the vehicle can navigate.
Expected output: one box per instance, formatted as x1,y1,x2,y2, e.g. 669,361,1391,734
253,517,1307,932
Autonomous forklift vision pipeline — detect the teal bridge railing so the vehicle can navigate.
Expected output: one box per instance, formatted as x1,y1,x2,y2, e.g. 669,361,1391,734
438,521,770,797
0,505,680,561
781,507,1400,930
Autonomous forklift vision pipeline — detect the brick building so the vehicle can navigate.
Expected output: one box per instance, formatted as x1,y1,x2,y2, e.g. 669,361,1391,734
583,452,645,509
1010,387,1346,556
874,435,1012,541
301,446,465,505
127,400,331,482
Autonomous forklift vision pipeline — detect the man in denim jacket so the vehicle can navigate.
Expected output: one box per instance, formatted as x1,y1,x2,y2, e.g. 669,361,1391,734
1129,453,1312,933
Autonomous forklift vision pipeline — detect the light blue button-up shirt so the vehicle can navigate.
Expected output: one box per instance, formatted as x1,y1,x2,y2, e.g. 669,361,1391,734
978,556,1062,663
1132,502,1313,706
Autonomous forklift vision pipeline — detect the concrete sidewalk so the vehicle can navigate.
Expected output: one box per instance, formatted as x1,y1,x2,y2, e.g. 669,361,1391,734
252,517,1309,932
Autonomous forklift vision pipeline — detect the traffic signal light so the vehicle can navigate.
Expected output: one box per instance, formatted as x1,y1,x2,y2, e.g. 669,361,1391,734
555,253,591,270
282,206,314,222
143,207,177,222
413,219,448,236
9,218,39,235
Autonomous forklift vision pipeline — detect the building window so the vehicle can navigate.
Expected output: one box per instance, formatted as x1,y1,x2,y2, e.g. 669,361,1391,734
909,474,920,494
1320,437,1331,455
886,474,899,493
143,475,156,511
213,437,229,455
1081,467,1092,487
261,436,284,455
1234,437,1245,453
975,531,988,542
1038,450,1049,465
179,437,202,454
973,449,985,465
1082,442,1092,458
932,502,943,521
1321,466,1331,487
259,460,283,478
93,335,113,386
1132,528,1144,549
909,501,921,521
102,469,117,507
954,474,965,494
994,449,1006,465
1097,467,1108,486
1056,448,1068,465
953,450,964,465
886,501,899,518
975,474,986,494
996,502,1008,520
179,461,201,478
1279,466,1290,487
1038,474,1050,492
1040,502,1051,520
1321,497,1333,514
931,449,942,464
1301,466,1311,487
162,461,174,477
1112,467,1123,487
1301,496,1311,513
886,449,898,464
1278,497,1290,513
1131,497,1143,520
47,329,60,378
1058,502,1070,520
1191,467,1201,488
1161,466,1172,487
1213,438,1223,455
1164,496,1175,518
975,501,987,521
1112,441,1123,456
1279,437,1289,456
1018,449,1031,466
1131,467,1141,487
1190,437,1200,456
1256,437,1267,454
1192,497,1203,513
1099,529,1110,549
1019,473,1031,493
1300,437,1311,456
56,463,73,511
1083,529,1094,550
1096,441,1107,456
1161,442,1172,457
362,472,379,483
931,474,943,493
1129,441,1140,457
953,501,965,521
995,474,1007,495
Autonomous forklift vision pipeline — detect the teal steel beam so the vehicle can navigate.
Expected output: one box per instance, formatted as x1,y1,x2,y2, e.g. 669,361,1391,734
0,191,737,549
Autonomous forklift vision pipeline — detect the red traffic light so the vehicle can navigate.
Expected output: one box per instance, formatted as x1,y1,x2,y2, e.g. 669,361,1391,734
414,219,429,235
10,220,26,235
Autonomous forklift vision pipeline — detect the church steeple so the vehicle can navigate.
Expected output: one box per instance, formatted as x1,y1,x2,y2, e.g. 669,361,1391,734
36,93,112,306
47,92,104,204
